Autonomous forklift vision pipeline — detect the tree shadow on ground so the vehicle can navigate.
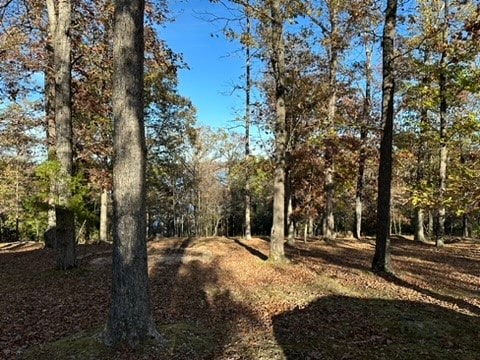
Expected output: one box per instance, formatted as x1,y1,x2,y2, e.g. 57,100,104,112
3,238,261,359
378,272,480,316
285,237,479,310
148,237,261,359
273,295,480,360
284,239,372,272
229,237,268,261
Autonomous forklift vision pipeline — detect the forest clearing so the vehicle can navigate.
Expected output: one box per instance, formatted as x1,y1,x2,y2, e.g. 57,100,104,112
1,235,479,359
2,0,480,356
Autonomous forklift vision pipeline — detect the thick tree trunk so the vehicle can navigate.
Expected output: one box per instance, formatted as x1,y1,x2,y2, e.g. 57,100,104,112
100,188,108,242
372,0,397,274
48,0,76,269
103,0,159,347
269,0,287,262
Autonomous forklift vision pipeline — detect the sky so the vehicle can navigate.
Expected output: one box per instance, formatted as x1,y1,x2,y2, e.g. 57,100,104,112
159,0,248,131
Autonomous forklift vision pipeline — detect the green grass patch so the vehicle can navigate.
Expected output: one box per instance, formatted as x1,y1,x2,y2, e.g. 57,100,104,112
20,322,216,360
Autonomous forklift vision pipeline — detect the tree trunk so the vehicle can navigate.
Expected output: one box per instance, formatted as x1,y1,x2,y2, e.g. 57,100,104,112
308,216,314,237
414,51,429,243
103,0,159,347
372,0,397,274
286,182,294,246
45,32,57,234
427,210,434,238
269,0,287,262
437,0,449,248
100,188,108,242
354,128,366,240
244,5,252,241
324,6,339,243
303,221,308,243
437,102,447,247
462,214,469,238
354,40,371,240
414,208,426,242
47,0,76,269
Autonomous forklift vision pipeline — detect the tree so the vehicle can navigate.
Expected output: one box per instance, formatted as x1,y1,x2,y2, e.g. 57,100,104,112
46,0,76,269
103,0,159,347
353,1,379,239
372,0,397,274
268,0,288,262
244,4,253,240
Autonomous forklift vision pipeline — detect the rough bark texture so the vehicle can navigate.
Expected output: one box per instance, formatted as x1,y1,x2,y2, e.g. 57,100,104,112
45,37,57,233
269,0,287,262
372,0,397,274
49,0,76,269
103,0,159,347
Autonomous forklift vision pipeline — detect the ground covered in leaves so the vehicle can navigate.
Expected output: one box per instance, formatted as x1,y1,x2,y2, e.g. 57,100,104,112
1,235,479,359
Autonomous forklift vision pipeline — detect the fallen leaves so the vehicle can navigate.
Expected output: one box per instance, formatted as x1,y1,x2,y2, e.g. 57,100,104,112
1,236,479,359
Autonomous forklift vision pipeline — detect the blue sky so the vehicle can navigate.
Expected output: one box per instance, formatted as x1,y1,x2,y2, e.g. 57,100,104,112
159,0,247,130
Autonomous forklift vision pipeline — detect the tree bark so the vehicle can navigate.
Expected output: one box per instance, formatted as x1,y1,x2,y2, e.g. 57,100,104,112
372,0,397,274
100,188,108,242
269,0,287,262
45,31,57,234
103,0,160,347
47,0,76,269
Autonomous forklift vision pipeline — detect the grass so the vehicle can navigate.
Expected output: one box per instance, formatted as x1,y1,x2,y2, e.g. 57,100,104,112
20,323,216,360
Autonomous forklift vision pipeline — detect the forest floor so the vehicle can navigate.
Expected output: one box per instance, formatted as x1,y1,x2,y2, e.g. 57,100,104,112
0,235,479,359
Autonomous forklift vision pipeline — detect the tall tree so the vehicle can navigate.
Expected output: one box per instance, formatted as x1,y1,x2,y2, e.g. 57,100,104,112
372,0,397,274
269,0,288,262
436,0,449,246
354,39,372,240
103,0,159,346
244,5,253,240
46,0,76,269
